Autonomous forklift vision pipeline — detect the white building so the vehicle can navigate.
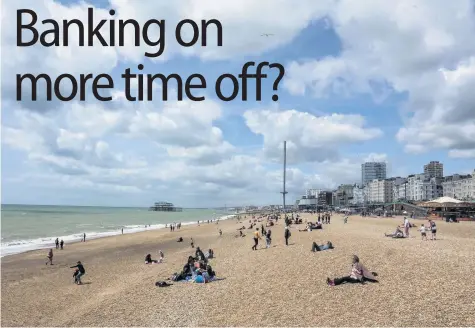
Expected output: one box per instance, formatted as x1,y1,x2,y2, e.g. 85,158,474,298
424,161,444,178
366,179,394,203
305,189,321,198
361,162,387,186
442,171,475,200
351,185,365,205
406,174,443,201
391,178,407,201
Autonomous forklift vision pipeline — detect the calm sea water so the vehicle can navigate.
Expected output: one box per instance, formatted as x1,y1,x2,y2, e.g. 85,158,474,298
1,205,232,257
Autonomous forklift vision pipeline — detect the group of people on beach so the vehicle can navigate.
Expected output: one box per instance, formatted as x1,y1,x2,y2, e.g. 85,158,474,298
43,210,446,290
166,246,217,284
167,223,181,232
238,211,378,287
54,238,64,250
384,217,438,240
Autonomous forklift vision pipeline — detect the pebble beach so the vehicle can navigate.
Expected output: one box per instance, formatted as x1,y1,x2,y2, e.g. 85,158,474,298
2,213,475,327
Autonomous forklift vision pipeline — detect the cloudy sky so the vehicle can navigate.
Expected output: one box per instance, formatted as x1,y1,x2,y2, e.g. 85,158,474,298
2,0,475,207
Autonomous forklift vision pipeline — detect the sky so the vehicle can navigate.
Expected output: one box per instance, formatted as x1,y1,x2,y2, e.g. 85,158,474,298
1,0,475,208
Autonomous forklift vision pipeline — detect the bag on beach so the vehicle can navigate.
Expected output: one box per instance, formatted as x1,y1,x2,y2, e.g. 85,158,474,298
155,281,172,287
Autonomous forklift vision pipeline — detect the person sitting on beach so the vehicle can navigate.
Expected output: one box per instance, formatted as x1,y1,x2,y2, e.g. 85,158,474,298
384,226,404,238
327,255,378,286
159,250,164,263
312,241,334,252
145,254,158,264
70,261,86,285
206,264,216,279
177,237,183,242
195,247,206,262
193,270,206,283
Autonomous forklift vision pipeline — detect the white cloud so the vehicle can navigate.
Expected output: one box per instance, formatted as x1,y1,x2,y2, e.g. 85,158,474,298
284,0,475,158
364,153,388,163
244,108,382,163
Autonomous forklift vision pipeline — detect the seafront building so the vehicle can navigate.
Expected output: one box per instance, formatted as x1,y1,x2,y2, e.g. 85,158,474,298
351,185,365,205
361,162,387,186
424,161,444,178
442,171,475,200
296,160,474,207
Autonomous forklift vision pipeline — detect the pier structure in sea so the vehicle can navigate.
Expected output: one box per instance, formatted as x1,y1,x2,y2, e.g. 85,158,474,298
148,202,183,212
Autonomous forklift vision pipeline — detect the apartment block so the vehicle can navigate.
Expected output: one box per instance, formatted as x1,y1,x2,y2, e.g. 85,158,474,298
442,171,475,200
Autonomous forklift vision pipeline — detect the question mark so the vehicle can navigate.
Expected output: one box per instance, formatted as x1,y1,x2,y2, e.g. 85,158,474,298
269,63,285,101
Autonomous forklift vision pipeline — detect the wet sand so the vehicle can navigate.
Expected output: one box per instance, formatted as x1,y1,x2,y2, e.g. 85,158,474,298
2,214,475,327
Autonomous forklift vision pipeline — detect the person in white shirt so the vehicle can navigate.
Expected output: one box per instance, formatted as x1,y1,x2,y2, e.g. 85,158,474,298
418,224,427,241
403,217,410,237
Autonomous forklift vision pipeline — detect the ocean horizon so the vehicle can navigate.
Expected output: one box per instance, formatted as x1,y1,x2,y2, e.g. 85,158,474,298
1,204,234,257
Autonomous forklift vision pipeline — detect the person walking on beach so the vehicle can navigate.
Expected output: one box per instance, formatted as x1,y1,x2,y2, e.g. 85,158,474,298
219,229,223,236
261,224,265,236
55,238,59,249
284,226,291,246
265,229,272,248
252,228,261,250
45,249,53,265
70,261,86,285
83,233,86,242
121,228,124,234
159,250,164,263
419,224,428,241
429,219,437,240
403,217,410,238
60,239,64,250
191,238,195,248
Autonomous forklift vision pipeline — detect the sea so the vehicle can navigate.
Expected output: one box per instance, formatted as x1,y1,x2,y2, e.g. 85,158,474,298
1,204,233,257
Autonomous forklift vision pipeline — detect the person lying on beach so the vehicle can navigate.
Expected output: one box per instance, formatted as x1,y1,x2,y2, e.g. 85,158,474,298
299,223,313,231
309,222,322,230
384,226,404,238
311,241,334,252
45,249,53,265
177,237,183,242
327,255,378,286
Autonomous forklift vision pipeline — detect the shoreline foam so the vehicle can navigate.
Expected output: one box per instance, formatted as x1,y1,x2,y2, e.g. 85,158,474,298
1,214,236,257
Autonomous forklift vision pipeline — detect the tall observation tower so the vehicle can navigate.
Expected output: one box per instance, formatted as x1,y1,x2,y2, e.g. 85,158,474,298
280,141,288,211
